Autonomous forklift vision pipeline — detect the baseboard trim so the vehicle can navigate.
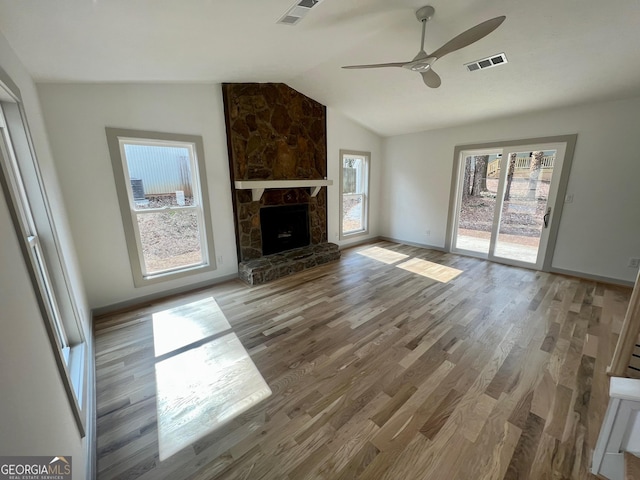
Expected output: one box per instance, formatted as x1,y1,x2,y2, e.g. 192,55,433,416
338,236,384,250
550,267,634,287
378,237,633,286
378,236,447,252
92,273,240,318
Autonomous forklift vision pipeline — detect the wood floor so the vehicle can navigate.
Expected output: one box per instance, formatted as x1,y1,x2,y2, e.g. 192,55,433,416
94,241,632,480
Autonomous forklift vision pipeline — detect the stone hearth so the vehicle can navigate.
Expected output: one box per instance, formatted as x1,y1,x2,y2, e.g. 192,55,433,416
238,243,340,286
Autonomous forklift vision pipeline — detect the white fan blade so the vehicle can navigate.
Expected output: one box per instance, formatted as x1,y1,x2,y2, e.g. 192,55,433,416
431,16,506,60
342,62,408,69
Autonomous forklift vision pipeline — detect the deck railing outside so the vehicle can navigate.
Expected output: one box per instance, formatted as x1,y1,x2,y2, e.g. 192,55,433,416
487,155,555,178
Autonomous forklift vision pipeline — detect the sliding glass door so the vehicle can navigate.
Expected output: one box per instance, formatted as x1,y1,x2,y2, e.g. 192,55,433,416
453,149,502,256
451,141,567,270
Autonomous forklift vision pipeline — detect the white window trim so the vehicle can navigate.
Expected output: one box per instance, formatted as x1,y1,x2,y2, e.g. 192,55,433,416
339,149,370,240
106,128,217,287
0,79,85,436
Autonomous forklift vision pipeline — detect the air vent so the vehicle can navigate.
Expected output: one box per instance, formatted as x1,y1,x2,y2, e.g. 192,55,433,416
280,15,301,25
277,0,324,26
465,52,508,72
298,0,320,7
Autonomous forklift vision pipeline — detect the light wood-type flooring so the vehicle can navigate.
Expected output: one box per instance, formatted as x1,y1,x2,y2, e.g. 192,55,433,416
95,241,632,479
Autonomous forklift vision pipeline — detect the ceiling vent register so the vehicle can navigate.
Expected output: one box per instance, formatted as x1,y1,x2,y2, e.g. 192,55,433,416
465,52,508,72
277,0,324,25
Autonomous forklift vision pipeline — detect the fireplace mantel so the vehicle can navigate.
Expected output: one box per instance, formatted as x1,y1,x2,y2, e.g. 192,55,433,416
234,179,333,201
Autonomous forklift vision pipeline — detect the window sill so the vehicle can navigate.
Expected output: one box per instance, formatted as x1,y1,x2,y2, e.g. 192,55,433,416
340,229,369,241
135,261,217,288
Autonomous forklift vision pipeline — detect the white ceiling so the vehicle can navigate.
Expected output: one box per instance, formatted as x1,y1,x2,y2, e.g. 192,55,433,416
1,0,639,136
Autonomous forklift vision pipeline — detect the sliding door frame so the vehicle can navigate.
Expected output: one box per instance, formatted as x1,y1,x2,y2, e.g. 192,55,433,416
445,134,578,272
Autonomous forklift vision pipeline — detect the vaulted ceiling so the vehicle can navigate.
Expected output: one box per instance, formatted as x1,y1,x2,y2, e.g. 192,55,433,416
1,0,639,136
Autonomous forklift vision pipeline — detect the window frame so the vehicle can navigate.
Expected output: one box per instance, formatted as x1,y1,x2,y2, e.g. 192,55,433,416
445,134,578,273
106,128,217,287
339,149,370,239
0,75,85,436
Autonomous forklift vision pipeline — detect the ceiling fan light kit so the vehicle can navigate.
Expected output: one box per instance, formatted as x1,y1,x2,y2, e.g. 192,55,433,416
342,5,506,88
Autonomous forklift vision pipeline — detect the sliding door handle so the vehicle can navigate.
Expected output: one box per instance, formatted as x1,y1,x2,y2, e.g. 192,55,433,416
543,207,551,228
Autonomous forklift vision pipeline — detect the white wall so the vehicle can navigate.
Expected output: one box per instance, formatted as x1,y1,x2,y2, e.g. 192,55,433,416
36,87,384,309
37,83,239,309
327,108,383,247
382,96,640,283
0,193,85,475
0,32,87,478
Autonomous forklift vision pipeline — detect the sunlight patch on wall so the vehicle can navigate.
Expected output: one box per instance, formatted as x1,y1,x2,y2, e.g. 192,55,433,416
397,258,463,283
357,246,409,264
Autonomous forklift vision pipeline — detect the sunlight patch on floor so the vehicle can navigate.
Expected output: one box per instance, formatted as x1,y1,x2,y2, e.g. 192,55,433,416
152,297,271,461
397,258,463,283
357,246,409,264
152,297,231,357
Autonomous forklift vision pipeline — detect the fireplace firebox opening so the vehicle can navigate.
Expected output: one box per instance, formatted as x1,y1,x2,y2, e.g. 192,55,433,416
260,204,310,256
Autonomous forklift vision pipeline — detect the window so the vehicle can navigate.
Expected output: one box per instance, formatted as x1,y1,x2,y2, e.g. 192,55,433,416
0,106,71,353
340,150,370,238
0,85,85,435
106,128,216,286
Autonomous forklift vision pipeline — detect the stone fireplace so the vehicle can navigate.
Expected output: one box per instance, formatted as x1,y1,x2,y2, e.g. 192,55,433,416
222,83,340,285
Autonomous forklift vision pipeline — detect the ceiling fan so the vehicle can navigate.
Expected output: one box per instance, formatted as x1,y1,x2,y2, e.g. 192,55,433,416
342,6,506,88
